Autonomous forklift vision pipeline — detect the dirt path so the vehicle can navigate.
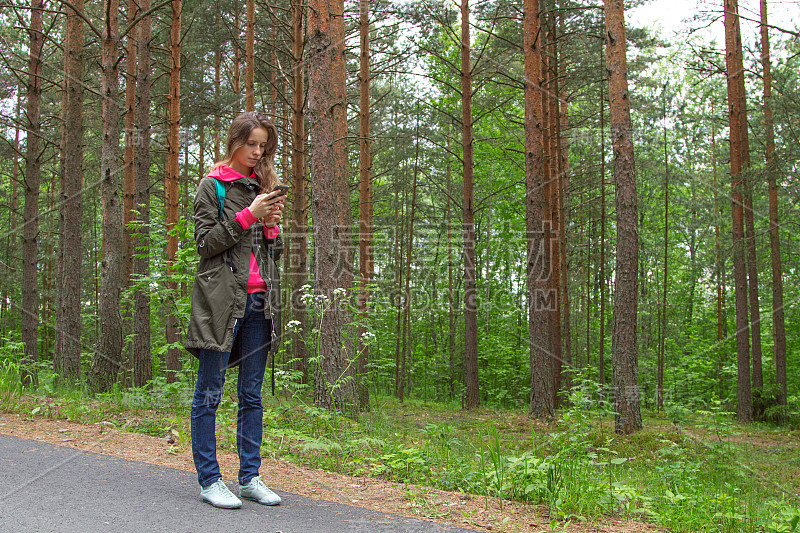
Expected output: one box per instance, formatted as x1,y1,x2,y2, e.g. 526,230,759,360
0,412,662,533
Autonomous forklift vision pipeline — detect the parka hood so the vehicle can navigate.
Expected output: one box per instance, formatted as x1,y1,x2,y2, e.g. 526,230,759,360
208,165,255,182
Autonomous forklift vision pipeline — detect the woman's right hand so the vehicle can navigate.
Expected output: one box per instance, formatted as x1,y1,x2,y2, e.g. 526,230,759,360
248,190,286,219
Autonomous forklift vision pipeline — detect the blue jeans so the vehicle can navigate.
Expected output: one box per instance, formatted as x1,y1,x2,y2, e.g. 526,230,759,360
191,292,271,488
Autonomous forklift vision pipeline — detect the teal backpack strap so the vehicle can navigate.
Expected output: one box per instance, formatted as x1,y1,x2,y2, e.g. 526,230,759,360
213,178,238,273
214,178,226,219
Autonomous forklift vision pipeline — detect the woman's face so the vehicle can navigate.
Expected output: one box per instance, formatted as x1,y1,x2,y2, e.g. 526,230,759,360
230,126,269,176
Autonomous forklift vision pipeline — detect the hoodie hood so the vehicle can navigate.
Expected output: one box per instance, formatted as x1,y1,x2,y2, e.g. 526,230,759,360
208,165,256,182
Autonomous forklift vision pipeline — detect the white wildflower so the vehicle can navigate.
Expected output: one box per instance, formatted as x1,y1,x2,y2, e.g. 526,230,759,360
300,293,315,305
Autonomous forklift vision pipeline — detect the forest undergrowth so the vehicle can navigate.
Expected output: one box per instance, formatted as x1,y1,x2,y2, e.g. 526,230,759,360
1,355,799,533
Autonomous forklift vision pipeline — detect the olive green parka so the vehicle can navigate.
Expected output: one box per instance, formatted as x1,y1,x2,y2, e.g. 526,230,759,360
185,171,282,361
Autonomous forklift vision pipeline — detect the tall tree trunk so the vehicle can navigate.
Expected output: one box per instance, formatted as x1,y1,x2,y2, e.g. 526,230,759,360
5,84,22,332
45,182,55,359
22,0,45,384
269,15,278,119
332,0,353,395
658,88,668,411
730,0,761,393
332,0,347,175
524,0,553,418
124,0,138,289
484,169,492,335
165,0,182,382
90,0,125,392
214,29,221,161
357,0,372,409
399,126,420,403
461,0,480,410
308,0,357,416
122,0,139,385
446,132,456,400
556,10,572,396
546,14,563,406
743,167,761,392
393,185,404,398
760,0,786,409
290,0,309,383
598,44,607,401
603,0,642,434
233,12,241,95
245,0,255,111
199,122,206,182
712,99,726,401
56,0,85,383
133,0,153,387
686,194,698,325
724,0,752,423
583,202,590,372
540,17,554,401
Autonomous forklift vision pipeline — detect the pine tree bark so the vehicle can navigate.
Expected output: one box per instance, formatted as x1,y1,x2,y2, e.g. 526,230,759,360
22,0,45,384
308,0,358,416
603,0,642,434
712,101,726,401
743,168,761,392
56,0,85,383
760,0,786,408
214,37,222,160
724,0,752,423
598,43,607,401
245,0,255,111
124,0,138,290
726,0,761,394
233,12,241,95
289,0,309,383
524,0,553,418
199,122,206,182
393,187,404,398
545,14,563,406
357,0,372,409
133,0,153,387
399,127,420,403
461,0,480,410
557,96,572,397
90,0,125,392
555,9,572,396
165,0,182,382
658,89,668,411
446,131,456,400
6,85,21,330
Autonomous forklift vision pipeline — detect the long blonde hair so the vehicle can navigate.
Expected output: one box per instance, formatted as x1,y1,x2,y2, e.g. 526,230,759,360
216,111,278,192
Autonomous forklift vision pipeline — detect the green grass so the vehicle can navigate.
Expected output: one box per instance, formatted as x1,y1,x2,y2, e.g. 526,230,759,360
2,365,799,532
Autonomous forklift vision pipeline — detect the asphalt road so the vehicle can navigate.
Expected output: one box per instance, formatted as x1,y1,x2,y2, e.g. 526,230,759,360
0,434,482,533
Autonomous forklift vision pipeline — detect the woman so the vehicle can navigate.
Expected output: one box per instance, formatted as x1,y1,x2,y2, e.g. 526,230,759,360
186,111,286,509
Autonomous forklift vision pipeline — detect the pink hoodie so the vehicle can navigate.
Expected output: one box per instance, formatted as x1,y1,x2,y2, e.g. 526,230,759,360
209,166,280,293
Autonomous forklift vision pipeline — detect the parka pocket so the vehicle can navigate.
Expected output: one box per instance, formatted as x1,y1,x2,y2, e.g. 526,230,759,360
188,263,237,349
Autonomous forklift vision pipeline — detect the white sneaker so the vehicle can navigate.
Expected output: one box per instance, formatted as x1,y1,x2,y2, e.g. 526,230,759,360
200,479,242,509
239,476,282,506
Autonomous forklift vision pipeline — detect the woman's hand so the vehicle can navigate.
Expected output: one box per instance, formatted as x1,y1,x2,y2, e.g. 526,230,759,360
248,190,285,225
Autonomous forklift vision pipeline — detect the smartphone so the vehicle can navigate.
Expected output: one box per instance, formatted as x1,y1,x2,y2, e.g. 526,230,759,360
272,184,290,195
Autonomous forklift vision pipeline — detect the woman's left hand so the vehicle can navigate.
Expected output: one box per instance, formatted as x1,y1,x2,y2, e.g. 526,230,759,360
263,196,285,228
